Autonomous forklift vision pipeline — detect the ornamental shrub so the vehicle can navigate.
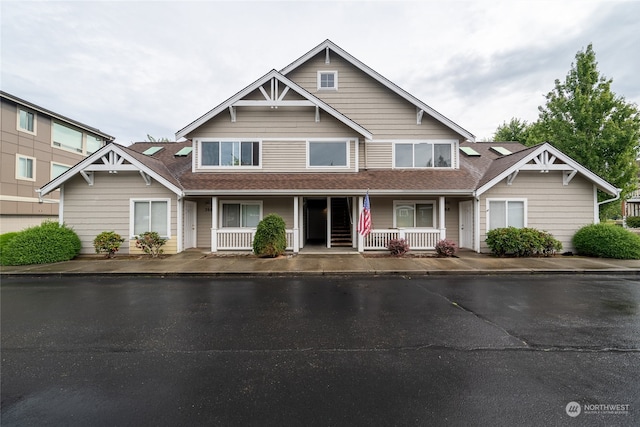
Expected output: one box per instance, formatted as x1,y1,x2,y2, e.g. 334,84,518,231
253,214,287,257
135,231,166,258
435,239,457,257
573,223,640,259
387,238,409,256
0,221,81,266
0,232,20,264
485,227,562,257
626,216,640,228
93,231,125,258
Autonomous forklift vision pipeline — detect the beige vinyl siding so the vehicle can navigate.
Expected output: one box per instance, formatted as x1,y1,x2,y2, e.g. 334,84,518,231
362,142,393,169
444,198,462,244
62,172,178,254
479,171,595,252
286,52,465,141
187,106,358,140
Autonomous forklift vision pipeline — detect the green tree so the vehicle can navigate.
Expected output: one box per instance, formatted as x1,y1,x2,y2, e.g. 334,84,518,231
146,134,172,143
492,117,532,143
531,44,639,218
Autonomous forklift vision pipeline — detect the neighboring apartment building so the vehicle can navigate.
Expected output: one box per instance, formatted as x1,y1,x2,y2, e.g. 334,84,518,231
1,91,114,233
624,160,640,219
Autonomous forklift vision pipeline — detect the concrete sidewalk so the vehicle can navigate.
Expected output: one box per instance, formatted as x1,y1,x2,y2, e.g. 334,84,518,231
2,249,640,276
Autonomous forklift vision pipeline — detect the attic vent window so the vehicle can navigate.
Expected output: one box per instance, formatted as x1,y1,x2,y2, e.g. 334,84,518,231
143,146,164,156
175,147,193,157
491,146,512,155
317,71,338,91
460,146,481,156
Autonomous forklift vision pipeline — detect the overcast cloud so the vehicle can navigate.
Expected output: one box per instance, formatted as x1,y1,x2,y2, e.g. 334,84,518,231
2,0,639,144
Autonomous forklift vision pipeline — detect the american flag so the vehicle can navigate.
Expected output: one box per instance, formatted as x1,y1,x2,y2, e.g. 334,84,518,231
358,192,372,237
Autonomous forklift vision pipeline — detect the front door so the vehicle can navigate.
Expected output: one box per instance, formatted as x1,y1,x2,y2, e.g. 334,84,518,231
459,200,473,249
184,200,197,249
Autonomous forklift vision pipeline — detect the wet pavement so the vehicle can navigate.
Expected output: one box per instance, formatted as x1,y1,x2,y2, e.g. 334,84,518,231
1,249,640,276
1,274,639,426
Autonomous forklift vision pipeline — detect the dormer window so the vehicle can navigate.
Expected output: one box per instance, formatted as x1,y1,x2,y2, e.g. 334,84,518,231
317,71,338,90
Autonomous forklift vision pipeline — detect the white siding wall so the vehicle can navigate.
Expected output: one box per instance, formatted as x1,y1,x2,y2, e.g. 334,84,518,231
62,172,178,254
479,171,595,253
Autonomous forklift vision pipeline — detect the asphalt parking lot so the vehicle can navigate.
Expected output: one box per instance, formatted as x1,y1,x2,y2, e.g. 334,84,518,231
2,274,639,426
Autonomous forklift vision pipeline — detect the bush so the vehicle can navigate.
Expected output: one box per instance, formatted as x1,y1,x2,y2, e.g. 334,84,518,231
93,231,125,258
485,227,562,257
0,232,20,260
0,221,81,266
387,238,409,256
435,239,457,257
253,214,287,257
573,223,640,259
626,216,640,228
135,231,166,258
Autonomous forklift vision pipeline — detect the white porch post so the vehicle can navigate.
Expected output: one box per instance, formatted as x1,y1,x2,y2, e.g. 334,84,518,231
439,196,446,240
211,196,218,252
293,196,299,253
326,196,332,248
357,195,364,252
177,197,183,253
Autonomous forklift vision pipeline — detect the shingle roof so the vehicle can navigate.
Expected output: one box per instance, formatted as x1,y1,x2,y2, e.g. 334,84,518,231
122,141,531,195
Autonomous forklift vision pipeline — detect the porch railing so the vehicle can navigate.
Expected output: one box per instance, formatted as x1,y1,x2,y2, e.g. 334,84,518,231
213,228,296,252
363,229,444,250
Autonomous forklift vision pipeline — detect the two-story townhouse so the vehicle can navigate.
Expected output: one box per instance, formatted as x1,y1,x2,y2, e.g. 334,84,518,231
37,40,619,255
1,91,115,233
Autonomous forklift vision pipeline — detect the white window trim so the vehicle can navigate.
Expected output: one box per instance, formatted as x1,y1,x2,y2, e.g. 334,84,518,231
218,200,263,228
486,198,528,230
317,70,338,91
393,200,437,228
15,154,36,181
196,139,263,170
306,139,351,169
51,161,72,180
16,107,37,135
392,140,455,169
129,198,172,239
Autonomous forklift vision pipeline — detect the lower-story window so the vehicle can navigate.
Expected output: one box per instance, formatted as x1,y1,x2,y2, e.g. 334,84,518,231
394,201,435,228
221,202,261,228
488,199,526,230
131,199,170,237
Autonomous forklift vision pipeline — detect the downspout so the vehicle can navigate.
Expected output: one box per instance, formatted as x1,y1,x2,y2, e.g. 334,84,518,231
597,189,621,206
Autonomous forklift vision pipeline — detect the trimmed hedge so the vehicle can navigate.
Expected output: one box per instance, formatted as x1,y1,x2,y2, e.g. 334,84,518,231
485,227,562,257
0,221,81,266
573,223,640,259
626,216,640,228
253,214,287,258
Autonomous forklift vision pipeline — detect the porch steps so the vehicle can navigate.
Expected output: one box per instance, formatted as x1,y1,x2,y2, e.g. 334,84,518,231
331,198,353,247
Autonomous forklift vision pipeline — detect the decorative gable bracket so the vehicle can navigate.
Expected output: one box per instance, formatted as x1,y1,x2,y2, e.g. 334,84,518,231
509,149,577,185
231,77,315,113
83,151,138,173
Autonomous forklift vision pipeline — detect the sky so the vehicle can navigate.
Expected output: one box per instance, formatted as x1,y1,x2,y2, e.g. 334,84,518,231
2,0,639,144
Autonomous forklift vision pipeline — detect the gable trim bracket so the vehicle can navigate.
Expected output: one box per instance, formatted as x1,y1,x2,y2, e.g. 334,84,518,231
417,108,424,125
506,170,518,186
563,170,577,186
139,170,152,186
80,170,94,186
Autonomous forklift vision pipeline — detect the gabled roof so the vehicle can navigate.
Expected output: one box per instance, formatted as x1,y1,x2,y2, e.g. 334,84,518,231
37,143,185,198
475,142,619,196
280,39,475,142
175,69,373,140
1,91,115,141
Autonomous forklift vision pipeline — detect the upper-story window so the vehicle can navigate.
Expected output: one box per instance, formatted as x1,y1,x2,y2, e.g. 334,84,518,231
17,107,37,134
53,122,83,153
51,162,71,180
394,141,453,168
308,141,348,167
317,71,338,91
52,122,105,155
200,141,260,167
16,154,36,181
